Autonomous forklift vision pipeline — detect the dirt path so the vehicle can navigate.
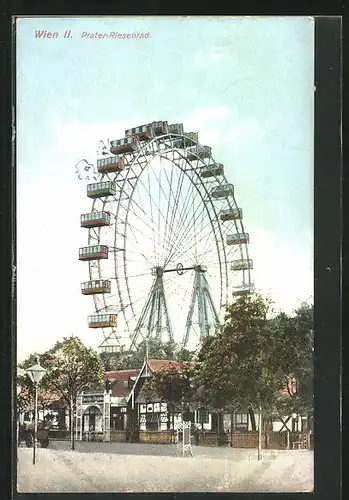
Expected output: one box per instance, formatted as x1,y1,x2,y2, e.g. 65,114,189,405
17,447,313,493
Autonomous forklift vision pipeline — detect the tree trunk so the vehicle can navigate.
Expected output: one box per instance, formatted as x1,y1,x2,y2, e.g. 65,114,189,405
68,406,72,437
70,395,75,451
257,405,262,460
217,411,220,446
72,407,75,451
248,406,256,431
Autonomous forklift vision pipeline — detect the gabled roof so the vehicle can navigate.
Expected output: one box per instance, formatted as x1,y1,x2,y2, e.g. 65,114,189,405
104,369,141,400
147,359,198,373
126,359,198,407
105,369,140,382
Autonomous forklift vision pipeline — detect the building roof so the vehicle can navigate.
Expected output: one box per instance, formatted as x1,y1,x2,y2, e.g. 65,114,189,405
126,359,198,407
105,369,140,382
105,369,141,399
147,359,198,373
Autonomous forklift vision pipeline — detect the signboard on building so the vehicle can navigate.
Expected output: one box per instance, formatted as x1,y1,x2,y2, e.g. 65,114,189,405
82,394,104,405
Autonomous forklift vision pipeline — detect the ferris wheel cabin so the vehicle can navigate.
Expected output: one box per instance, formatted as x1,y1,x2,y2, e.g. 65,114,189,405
125,124,154,141
168,123,184,135
200,163,224,178
231,259,253,271
124,121,169,141
88,314,118,328
81,280,111,295
220,208,242,221
226,233,250,245
100,345,124,355
79,245,109,261
80,211,111,228
87,181,116,199
110,137,139,154
182,132,199,146
152,121,169,136
169,129,197,148
168,123,184,141
211,184,234,199
232,284,255,297
97,156,125,174
187,145,211,161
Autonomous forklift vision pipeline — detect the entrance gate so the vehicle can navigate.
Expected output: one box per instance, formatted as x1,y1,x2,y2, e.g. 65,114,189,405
176,421,193,457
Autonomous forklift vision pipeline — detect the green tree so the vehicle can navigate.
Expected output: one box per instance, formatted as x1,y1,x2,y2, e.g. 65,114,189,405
20,337,105,450
197,295,282,431
17,352,62,415
46,337,105,449
269,302,314,419
142,363,198,428
101,339,194,371
197,296,314,443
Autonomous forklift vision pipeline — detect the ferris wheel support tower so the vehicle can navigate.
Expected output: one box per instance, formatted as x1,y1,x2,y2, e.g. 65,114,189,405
130,266,174,349
183,265,220,348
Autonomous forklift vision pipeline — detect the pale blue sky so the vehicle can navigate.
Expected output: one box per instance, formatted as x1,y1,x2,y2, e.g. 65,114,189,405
16,16,314,361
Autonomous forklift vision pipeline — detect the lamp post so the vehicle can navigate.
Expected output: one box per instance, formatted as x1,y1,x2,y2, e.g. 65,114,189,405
26,356,47,465
291,412,298,432
17,384,22,446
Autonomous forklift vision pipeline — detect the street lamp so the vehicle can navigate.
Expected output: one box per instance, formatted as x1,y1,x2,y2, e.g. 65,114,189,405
291,412,298,432
26,356,47,465
17,384,22,446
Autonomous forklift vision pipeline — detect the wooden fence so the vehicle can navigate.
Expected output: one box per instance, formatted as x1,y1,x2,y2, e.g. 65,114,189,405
48,428,313,450
139,430,174,444
110,430,128,442
231,431,313,450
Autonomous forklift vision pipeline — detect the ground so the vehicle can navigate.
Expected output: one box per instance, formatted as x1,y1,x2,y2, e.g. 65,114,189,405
17,441,314,493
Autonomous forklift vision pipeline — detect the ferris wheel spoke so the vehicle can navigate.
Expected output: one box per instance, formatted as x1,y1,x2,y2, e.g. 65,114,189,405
126,197,176,264
166,192,215,266
164,168,203,265
172,218,221,267
164,176,208,266
144,166,157,263
159,161,186,265
128,164,177,257
146,156,189,265
160,158,188,266
160,155,177,265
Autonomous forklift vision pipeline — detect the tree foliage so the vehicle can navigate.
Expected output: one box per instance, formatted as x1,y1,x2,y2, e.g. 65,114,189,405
17,352,61,412
142,363,198,411
44,336,105,408
196,295,314,425
18,337,105,423
270,302,314,415
100,339,194,371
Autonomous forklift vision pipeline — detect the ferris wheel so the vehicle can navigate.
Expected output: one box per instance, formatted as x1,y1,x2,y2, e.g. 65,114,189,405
77,121,254,354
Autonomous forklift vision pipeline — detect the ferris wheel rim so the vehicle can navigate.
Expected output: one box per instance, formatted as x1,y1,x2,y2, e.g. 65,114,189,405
85,127,252,350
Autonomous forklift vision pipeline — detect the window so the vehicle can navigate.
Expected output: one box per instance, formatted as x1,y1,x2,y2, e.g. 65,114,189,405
235,413,248,425
146,413,159,430
197,408,209,424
